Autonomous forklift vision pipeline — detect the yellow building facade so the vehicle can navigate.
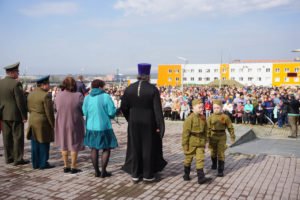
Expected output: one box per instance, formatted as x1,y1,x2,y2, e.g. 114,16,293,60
220,64,230,80
157,64,182,87
272,62,300,86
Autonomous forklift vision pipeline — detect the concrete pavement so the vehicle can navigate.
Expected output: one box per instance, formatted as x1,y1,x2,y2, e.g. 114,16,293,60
0,119,299,200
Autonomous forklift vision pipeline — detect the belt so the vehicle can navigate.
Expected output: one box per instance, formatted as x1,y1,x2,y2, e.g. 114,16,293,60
211,130,226,135
190,132,204,137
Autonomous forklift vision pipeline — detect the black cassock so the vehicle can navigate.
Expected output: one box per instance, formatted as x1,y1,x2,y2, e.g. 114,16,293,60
120,80,167,179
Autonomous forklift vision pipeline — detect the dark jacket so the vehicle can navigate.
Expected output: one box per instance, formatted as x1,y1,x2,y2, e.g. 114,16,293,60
287,99,300,114
0,76,27,121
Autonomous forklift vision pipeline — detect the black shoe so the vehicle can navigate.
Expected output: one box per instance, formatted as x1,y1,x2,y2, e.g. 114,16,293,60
217,160,224,177
95,170,101,177
288,135,297,138
40,163,55,170
6,159,14,164
197,169,212,184
63,167,71,173
71,168,82,174
100,171,112,178
14,159,30,166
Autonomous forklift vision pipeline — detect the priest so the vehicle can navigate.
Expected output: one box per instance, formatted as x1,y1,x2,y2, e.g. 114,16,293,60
121,63,167,183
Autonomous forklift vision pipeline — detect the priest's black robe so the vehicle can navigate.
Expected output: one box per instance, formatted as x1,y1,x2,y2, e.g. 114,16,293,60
120,80,167,179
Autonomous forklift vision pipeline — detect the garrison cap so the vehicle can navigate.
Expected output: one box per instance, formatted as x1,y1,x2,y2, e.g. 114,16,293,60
36,75,50,84
192,99,203,106
138,63,151,75
3,62,20,71
212,99,223,106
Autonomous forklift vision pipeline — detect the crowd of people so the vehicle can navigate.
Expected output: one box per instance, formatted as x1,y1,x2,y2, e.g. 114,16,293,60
159,85,300,129
0,61,299,186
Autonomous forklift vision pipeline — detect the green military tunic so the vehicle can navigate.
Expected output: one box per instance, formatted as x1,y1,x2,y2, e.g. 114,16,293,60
207,113,235,161
182,112,207,169
0,76,27,164
26,87,54,143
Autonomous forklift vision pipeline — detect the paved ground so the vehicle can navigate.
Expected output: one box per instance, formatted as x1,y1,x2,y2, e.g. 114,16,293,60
0,119,299,200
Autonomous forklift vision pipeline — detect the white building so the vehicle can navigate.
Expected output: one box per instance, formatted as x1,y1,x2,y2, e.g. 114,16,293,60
183,64,220,85
229,63,272,86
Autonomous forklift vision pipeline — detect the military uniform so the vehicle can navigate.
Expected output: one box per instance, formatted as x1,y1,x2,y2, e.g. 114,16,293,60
27,75,55,169
208,100,235,177
182,99,211,184
0,62,29,165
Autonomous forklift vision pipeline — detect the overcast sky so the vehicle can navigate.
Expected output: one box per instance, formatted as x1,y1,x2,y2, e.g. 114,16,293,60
0,0,299,75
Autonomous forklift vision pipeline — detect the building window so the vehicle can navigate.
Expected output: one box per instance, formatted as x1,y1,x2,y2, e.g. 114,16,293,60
205,77,210,81
248,68,252,72
275,68,280,73
222,68,226,73
183,69,186,73
266,68,270,72
222,77,226,80
214,77,218,80
239,68,243,72
206,69,210,73
198,77,202,81
191,77,194,81
183,77,187,81
231,77,235,80
214,69,218,73
191,69,194,73
294,77,299,82
168,69,172,73
168,77,172,82
295,68,299,72
239,77,243,81
198,69,202,73
284,77,289,82
285,68,290,72
275,77,280,82
248,77,253,81
258,77,262,81
175,70,179,73
175,77,179,81
257,68,262,72
231,69,235,73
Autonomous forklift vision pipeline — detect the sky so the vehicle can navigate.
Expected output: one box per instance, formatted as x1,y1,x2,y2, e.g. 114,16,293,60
0,0,300,75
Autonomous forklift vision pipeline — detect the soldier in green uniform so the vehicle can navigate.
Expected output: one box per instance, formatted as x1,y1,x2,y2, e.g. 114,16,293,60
26,75,55,169
182,99,211,184
0,62,29,165
208,99,235,177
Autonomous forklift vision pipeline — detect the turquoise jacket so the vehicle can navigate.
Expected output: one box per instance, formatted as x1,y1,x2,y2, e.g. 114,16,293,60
244,104,253,113
82,88,116,131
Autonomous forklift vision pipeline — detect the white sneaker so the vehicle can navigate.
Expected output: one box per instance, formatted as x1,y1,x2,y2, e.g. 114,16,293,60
132,177,139,181
143,177,156,182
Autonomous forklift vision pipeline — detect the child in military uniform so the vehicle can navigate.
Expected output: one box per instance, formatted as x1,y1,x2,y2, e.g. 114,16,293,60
208,99,235,177
182,99,211,184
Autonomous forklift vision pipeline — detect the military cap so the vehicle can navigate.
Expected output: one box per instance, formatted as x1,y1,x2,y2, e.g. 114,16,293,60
3,62,20,71
212,99,223,106
36,75,50,84
192,99,203,106
138,63,151,75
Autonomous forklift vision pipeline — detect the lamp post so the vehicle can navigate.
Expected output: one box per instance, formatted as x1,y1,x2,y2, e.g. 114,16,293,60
292,49,300,61
177,56,188,92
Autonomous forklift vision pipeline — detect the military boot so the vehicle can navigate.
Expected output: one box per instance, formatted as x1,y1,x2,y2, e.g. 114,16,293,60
217,160,224,177
183,166,191,181
197,169,212,184
211,157,217,170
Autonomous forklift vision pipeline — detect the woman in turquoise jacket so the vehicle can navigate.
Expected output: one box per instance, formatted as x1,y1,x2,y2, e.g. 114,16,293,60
83,79,118,178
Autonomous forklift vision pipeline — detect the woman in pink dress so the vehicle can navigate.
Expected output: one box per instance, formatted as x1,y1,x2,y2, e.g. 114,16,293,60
55,76,85,174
